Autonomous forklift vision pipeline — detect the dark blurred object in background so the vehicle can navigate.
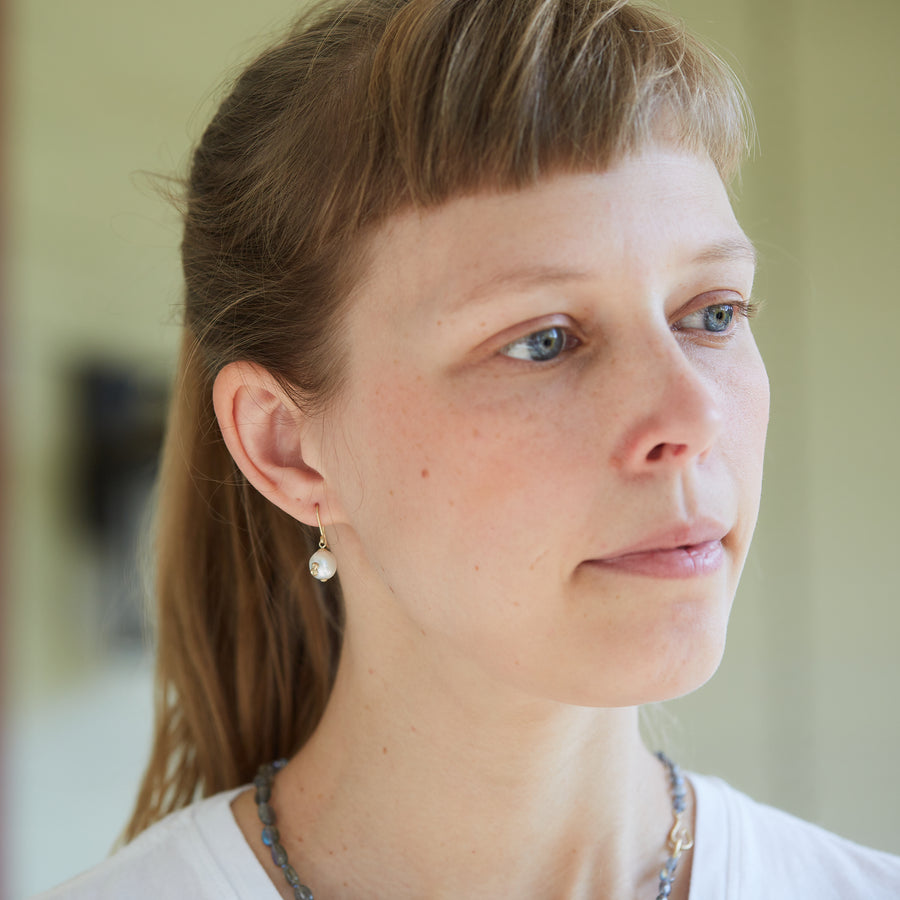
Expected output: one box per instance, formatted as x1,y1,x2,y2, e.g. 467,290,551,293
70,363,167,645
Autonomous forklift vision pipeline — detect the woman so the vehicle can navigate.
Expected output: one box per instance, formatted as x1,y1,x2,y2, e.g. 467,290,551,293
38,0,900,897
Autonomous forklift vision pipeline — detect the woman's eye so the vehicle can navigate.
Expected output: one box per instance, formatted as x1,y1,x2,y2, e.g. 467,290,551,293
500,326,578,362
676,303,736,333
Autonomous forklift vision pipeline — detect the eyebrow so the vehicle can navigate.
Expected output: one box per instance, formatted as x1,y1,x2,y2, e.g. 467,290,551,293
691,236,758,268
449,236,758,313
448,266,593,313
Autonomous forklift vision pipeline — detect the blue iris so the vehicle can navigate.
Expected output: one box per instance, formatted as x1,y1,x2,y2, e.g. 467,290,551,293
703,305,734,332
503,326,566,361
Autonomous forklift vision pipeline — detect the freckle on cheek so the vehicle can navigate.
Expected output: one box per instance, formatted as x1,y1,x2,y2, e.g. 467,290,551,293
421,468,429,478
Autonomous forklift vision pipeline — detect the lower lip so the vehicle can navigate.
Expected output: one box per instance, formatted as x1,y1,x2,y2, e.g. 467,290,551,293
585,540,725,579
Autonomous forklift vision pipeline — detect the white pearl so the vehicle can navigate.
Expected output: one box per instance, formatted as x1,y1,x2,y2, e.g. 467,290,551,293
309,548,337,581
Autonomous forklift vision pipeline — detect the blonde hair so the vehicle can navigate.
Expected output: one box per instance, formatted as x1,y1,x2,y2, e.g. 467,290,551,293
125,0,752,841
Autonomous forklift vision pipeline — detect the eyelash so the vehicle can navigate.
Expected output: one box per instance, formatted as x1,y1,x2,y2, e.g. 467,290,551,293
671,299,761,341
499,299,761,364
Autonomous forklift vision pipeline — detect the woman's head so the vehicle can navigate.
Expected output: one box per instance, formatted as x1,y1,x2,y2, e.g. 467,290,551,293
129,0,760,839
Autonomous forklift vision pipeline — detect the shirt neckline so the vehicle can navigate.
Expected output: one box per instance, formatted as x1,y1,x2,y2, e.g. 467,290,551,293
206,773,722,899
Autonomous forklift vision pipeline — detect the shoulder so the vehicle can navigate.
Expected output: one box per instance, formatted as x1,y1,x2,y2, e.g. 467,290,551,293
689,771,900,900
32,788,276,900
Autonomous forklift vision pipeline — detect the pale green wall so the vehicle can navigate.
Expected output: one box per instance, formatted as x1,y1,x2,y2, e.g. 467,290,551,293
7,0,306,703
6,0,899,893
663,0,900,853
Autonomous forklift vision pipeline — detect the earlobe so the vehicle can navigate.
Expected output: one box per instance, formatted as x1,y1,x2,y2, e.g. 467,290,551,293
212,361,325,525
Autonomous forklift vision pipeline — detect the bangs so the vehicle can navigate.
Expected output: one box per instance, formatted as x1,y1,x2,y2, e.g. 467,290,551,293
356,0,752,212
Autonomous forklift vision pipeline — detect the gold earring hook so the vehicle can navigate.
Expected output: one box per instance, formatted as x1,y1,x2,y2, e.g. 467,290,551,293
315,503,328,550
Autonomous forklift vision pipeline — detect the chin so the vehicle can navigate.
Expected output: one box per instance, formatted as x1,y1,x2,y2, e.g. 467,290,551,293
555,593,733,709
642,589,733,702
643,612,731,705
655,631,728,702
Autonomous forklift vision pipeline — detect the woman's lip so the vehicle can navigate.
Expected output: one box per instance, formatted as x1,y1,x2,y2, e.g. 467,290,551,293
584,540,725,578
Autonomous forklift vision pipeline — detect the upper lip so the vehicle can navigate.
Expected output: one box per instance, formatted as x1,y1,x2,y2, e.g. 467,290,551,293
594,519,730,561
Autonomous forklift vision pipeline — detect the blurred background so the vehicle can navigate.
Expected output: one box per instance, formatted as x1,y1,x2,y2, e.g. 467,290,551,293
1,0,898,896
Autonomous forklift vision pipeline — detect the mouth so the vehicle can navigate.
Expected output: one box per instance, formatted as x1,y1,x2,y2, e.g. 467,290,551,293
583,521,729,579
585,540,725,578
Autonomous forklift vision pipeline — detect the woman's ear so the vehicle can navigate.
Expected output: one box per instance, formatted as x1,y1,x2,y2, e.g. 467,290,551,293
212,361,326,526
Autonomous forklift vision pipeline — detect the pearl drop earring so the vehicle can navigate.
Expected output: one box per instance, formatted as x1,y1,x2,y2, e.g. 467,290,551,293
309,504,337,582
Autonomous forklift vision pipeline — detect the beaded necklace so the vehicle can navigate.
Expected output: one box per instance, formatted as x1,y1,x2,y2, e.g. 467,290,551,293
254,750,693,900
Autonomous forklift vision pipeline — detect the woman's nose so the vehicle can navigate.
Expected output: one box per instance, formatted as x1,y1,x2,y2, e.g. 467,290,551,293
611,341,724,472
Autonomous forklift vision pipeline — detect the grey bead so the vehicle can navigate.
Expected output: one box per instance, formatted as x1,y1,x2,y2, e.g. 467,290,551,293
293,886,314,900
271,842,289,867
283,865,300,886
258,802,276,826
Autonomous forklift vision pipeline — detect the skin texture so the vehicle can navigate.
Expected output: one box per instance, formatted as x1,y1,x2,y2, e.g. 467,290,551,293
216,147,769,899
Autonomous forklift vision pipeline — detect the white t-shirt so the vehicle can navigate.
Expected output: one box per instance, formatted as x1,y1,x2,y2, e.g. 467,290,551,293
35,772,900,899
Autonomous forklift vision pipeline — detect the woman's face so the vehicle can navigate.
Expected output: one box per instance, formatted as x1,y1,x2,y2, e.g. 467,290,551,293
320,147,769,708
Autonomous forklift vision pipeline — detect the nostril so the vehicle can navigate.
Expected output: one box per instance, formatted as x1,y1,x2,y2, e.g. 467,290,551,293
646,442,688,462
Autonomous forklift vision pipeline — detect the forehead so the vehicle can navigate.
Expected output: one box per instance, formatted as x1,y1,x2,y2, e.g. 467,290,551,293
353,148,753,320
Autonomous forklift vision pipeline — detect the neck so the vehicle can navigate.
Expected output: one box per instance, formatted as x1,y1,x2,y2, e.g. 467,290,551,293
243,630,690,900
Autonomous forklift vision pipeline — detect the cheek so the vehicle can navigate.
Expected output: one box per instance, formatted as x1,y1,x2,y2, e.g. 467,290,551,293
336,371,596,589
728,344,770,479
716,344,769,575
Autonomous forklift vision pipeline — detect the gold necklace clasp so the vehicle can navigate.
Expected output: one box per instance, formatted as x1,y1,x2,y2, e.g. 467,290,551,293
667,814,694,857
